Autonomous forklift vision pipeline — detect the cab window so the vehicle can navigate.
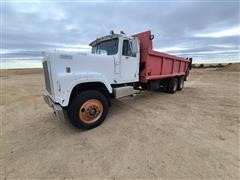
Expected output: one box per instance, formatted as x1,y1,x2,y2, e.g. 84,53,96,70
92,38,119,55
122,40,132,56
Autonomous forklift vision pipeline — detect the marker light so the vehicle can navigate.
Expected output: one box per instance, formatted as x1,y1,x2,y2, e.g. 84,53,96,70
66,67,71,73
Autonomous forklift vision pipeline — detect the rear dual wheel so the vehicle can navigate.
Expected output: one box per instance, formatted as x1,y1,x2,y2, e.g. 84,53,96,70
167,77,184,93
167,78,178,94
67,90,109,129
177,76,185,91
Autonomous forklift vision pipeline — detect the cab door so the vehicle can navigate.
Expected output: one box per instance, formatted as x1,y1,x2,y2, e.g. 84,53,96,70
120,39,139,82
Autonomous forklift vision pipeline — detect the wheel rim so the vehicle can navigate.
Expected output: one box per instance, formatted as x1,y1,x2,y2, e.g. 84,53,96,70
79,99,103,124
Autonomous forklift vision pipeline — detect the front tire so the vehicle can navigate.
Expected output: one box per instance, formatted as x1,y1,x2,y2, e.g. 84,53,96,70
67,90,109,129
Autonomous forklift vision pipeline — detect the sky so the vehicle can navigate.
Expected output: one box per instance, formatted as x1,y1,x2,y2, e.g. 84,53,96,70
1,0,240,66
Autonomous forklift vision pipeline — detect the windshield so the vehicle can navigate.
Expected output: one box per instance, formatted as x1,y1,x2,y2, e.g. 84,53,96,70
92,38,119,55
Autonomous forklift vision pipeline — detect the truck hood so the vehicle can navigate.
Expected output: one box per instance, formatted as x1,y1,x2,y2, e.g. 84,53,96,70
43,51,116,106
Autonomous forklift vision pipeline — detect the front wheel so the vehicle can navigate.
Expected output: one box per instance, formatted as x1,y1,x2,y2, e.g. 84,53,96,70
67,90,109,129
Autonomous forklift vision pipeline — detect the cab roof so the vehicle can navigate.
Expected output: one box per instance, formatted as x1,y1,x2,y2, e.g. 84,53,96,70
89,33,129,47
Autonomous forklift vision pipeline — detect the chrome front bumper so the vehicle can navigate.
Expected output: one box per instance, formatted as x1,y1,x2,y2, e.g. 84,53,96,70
43,94,65,121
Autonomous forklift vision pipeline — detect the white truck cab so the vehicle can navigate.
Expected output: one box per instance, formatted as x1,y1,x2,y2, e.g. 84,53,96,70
43,31,140,129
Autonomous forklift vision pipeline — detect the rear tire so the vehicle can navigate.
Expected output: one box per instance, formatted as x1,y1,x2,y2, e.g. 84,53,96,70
67,90,109,129
167,78,178,94
177,76,185,91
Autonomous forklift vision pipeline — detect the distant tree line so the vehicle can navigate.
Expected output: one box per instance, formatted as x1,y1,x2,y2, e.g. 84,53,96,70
192,63,232,68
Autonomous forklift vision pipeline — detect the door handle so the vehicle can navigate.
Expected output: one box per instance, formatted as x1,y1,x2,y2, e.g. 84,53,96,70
125,56,129,59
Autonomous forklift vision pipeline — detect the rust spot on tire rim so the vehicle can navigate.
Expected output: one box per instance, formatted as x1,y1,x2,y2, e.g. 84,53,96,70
79,99,103,124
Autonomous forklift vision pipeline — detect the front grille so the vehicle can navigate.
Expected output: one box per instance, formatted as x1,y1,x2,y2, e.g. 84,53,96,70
42,61,52,94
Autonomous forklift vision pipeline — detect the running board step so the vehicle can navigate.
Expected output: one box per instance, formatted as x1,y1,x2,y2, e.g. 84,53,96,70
113,86,139,99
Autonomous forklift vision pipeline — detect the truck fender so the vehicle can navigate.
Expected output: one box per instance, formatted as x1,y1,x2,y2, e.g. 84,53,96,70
63,74,112,107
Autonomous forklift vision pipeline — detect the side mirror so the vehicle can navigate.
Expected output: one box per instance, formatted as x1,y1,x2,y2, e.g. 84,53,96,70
131,40,138,55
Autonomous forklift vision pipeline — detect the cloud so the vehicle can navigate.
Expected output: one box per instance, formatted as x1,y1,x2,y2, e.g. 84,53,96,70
155,47,187,52
195,27,240,38
2,1,240,63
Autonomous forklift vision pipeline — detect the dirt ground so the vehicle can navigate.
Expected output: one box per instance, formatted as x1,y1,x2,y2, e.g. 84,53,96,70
1,64,240,179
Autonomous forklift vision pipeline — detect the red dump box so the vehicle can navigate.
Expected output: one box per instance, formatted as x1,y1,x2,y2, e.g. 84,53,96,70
134,31,191,83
